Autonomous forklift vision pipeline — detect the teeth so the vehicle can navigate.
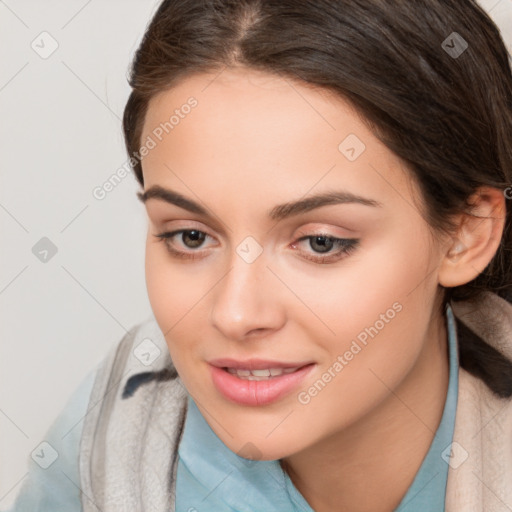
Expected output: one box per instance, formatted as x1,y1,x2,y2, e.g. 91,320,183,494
226,367,302,380
251,369,270,377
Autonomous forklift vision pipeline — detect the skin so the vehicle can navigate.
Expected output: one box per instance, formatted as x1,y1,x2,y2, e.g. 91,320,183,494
138,67,505,512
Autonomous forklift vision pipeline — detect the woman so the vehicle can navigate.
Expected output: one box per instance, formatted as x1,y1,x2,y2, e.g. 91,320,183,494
7,0,512,511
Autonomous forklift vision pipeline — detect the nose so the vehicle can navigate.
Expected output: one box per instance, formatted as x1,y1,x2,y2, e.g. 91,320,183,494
210,250,286,341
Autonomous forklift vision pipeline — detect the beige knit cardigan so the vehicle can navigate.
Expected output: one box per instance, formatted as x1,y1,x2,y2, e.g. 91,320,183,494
78,291,512,511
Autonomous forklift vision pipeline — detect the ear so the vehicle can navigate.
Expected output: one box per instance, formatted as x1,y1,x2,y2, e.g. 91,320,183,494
438,186,507,288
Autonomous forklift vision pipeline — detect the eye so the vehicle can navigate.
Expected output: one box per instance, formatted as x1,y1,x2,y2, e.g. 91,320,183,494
153,229,214,259
291,233,359,264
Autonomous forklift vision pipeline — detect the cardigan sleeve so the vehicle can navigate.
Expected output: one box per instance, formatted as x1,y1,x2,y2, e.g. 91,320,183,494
4,366,98,512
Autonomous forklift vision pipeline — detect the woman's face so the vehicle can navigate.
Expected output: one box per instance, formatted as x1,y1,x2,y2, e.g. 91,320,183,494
139,67,449,460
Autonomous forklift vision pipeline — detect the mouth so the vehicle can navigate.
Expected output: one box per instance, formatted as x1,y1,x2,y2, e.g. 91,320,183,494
208,359,316,406
209,357,313,371
223,366,306,380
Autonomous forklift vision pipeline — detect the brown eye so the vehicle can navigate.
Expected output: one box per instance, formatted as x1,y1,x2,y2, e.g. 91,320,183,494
309,235,335,253
153,229,213,259
292,233,360,264
181,230,206,248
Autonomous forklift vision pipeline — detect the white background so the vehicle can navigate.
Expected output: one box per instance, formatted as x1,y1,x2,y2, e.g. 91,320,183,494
1,0,511,508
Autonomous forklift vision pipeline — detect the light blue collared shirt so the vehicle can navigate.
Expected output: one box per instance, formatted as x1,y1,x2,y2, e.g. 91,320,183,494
176,303,460,512
4,304,458,512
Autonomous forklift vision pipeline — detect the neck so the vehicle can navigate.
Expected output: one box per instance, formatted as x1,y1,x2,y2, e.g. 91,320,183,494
280,310,450,512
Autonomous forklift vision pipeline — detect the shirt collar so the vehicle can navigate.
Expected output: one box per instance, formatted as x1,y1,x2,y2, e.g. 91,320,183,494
393,301,459,511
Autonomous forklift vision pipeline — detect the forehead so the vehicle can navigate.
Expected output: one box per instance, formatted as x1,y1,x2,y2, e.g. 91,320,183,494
142,67,366,146
139,67,420,215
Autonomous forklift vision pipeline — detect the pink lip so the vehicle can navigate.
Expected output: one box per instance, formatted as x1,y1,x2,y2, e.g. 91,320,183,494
208,357,313,370
209,362,316,407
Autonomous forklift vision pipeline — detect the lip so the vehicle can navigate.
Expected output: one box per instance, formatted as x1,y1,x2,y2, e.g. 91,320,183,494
209,361,316,406
208,357,313,370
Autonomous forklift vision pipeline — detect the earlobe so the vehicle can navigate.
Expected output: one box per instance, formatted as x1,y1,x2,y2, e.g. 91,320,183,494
438,186,506,288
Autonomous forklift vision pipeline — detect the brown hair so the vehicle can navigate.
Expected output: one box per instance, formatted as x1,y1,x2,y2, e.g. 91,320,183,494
122,0,512,396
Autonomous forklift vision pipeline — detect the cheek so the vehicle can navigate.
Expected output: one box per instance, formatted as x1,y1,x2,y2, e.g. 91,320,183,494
145,243,174,328
145,242,200,329
290,294,428,447
144,242,213,380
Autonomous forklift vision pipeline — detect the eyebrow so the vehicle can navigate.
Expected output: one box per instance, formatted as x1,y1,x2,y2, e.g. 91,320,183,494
137,185,383,221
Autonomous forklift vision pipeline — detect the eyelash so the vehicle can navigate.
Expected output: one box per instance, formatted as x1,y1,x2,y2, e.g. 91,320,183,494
153,229,359,264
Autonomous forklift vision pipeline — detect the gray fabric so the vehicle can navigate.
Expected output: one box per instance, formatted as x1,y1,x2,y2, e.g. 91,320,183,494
79,317,188,512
